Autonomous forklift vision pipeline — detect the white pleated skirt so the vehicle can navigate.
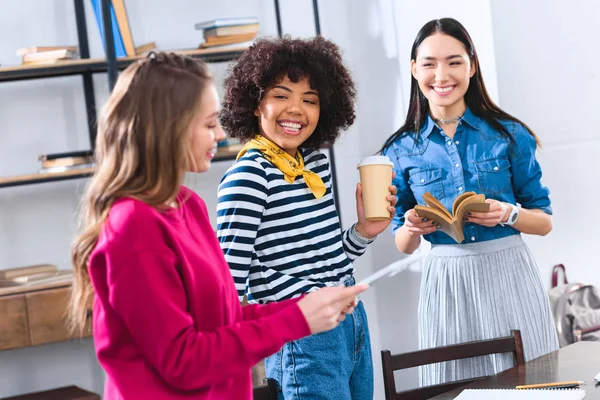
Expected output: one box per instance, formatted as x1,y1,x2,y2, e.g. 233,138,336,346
418,235,559,386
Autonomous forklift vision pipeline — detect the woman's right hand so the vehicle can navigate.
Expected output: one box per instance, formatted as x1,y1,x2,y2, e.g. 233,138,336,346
404,209,440,237
297,284,368,334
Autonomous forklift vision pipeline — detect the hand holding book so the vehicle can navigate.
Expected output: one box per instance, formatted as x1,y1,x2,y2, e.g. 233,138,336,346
413,191,490,243
463,198,510,227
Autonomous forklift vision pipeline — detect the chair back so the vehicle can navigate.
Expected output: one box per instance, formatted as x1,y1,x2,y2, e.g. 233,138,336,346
253,378,278,400
381,329,525,399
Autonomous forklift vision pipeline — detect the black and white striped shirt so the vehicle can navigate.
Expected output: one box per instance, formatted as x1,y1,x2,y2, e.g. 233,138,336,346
217,148,372,303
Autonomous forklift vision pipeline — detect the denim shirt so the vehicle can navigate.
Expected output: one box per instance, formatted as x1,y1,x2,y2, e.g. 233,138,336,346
382,107,552,245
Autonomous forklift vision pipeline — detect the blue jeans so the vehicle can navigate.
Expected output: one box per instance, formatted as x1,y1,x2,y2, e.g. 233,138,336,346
265,300,373,399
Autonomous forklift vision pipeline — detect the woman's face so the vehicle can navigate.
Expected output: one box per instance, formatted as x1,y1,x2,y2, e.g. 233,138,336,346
254,75,320,157
411,32,475,116
188,82,225,173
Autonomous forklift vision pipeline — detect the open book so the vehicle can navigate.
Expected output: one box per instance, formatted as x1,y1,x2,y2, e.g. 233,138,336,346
414,191,490,243
455,389,585,400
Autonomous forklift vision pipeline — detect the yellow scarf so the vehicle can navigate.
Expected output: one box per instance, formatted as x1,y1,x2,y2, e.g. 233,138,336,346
236,135,326,200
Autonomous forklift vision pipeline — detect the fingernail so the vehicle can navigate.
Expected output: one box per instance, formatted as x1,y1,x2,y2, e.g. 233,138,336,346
431,221,436,225
436,225,441,229
422,217,428,222
466,212,472,216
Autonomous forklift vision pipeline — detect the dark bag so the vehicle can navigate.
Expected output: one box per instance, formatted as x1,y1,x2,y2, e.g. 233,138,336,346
548,264,600,347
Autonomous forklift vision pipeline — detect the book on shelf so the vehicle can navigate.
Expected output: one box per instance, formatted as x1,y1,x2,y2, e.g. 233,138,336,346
39,154,94,169
111,0,136,56
20,59,76,66
413,191,490,243
90,0,126,57
16,45,78,56
217,138,242,147
200,32,257,48
195,16,259,30
217,138,244,154
200,39,255,50
40,150,93,160
0,264,57,280
0,270,73,288
22,48,80,64
90,0,136,57
135,41,157,54
204,23,260,39
39,163,95,174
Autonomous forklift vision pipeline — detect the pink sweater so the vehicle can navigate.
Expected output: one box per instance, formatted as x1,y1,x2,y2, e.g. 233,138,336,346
89,187,310,399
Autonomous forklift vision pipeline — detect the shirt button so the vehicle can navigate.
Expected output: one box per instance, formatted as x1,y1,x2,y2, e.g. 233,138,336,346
493,166,499,171
455,163,460,168
455,140,460,145
447,141,452,146
458,186,463,191
420,178,425,183
471,236,476,241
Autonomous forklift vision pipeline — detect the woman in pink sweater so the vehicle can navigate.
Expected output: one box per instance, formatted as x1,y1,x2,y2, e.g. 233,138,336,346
68,52,366,400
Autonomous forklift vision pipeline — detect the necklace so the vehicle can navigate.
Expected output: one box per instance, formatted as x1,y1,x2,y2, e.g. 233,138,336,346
433,112,464,125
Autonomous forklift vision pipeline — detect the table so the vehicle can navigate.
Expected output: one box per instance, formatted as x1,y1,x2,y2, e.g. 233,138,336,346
431,341,600,399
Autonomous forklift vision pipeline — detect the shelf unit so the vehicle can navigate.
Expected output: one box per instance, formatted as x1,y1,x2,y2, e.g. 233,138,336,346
0,0,340,215
0,47,247,83
0,147,241,189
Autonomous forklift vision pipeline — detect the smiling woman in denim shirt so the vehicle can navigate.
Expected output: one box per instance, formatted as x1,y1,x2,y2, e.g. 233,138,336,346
380,18,559,386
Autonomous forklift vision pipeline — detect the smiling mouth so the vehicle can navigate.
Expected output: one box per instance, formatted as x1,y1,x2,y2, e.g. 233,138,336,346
278,121,304,135
432,86,456,94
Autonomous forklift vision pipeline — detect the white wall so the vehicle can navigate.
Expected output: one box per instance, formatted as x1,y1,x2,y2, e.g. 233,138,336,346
489,0,600,289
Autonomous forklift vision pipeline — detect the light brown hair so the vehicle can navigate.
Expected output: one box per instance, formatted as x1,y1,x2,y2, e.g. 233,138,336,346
69,52,213,334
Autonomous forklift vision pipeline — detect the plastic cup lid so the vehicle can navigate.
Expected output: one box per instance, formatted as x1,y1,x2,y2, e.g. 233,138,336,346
357,155,394,168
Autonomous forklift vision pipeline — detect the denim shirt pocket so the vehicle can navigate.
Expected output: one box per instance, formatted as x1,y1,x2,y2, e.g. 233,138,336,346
475,157,512,196
408,167,445,202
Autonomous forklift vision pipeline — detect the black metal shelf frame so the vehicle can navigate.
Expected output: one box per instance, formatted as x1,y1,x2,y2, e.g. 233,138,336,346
1,0,340,207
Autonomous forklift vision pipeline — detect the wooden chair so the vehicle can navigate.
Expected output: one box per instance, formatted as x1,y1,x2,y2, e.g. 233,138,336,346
253,378,278,400
381,329,525,400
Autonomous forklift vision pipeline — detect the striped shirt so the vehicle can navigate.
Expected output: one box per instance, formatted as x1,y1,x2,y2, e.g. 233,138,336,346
217,148,372,303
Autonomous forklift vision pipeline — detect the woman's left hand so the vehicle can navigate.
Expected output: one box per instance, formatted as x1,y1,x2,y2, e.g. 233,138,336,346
465,199,508,227
354,173,398,239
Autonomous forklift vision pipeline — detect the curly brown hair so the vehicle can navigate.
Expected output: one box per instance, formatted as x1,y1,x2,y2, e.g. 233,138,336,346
220,36,356,148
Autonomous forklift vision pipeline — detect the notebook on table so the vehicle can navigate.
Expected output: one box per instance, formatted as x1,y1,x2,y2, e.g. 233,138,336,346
454,389,585,399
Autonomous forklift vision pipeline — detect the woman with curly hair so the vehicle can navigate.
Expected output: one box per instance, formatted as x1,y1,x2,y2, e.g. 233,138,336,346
69,52,368,400
217,37,396,399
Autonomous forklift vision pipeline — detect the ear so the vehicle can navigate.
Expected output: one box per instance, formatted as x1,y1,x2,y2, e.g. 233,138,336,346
254,107,260,117
469,59,477,78
411,59,417,79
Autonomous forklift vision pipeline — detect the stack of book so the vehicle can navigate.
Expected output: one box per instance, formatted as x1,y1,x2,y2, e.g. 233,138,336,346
0,264,72,288
196,17,259,49
90,0,156,57
217,138,244,154
17,46,79,65
38,150,94,174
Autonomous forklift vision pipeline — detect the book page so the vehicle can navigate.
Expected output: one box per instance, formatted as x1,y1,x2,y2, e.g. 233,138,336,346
452,191,476,217
422,192,452,220
413,206,461,242
454,194,490,234
455,389,585,400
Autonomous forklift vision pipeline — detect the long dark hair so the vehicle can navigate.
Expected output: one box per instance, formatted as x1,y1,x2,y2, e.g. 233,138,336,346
380,18,540,152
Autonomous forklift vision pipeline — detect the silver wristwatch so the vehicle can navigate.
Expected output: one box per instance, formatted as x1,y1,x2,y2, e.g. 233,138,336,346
500,203,520,226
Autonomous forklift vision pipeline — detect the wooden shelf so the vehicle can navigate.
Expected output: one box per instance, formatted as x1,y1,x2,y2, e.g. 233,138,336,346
0,46,247,82
0,146,240,188
0,284,92,352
